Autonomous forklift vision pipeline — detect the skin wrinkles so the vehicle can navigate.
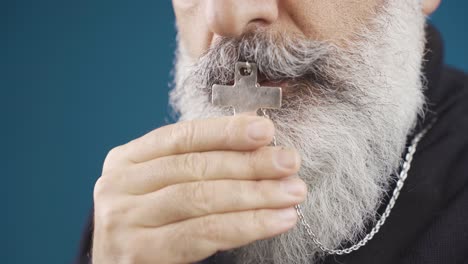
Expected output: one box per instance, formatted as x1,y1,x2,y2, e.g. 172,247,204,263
173,0,382,58
173,0,439,58
170,1,440,263
92,1,441,263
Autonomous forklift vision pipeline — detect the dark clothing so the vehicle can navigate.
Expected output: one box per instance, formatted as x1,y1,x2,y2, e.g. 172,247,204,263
75,25,468,264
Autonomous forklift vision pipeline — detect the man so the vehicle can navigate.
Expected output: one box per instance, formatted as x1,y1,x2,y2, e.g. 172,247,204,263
76,0,468,263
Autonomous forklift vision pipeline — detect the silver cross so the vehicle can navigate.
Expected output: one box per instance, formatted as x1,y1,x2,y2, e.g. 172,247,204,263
212,62,282,113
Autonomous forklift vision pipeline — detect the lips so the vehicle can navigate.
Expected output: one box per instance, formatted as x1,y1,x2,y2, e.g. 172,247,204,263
257,74,291,91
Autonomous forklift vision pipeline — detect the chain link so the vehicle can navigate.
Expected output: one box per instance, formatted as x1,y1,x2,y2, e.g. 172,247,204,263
261,108,435,255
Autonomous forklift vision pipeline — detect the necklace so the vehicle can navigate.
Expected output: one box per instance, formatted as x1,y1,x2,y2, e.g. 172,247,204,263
261,109,436,255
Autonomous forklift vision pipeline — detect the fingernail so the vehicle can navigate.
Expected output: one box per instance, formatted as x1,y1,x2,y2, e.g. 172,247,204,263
247,119,273,141
281,178,307,196
275,149,298,170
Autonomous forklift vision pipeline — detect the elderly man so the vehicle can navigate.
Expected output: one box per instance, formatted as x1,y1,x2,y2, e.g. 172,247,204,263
76,0,468,263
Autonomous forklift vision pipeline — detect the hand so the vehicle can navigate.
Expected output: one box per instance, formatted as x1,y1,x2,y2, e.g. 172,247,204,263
92,115,306,264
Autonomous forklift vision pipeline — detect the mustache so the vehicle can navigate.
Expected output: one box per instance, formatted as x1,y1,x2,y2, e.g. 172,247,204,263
189,30,344,95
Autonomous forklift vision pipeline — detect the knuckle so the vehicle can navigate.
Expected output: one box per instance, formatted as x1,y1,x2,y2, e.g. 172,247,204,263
251,210,268,231
246,151,260,177
244,180,269,203
197,154,209,179
105,146,123,163
93,208,145,264
95,212,117,236
235,115,251,126
179,153,194,172
103,146,126,171
224,116,244,146
96,205,125,235
94,198,131,235
123,236,145,263
172,120,197,152
93,176,112,200
120,253,139,264
167,226,200,263
189,153,209,179
189,182,212,214
181,153,208,179
250,180,265,195
251,210,269,233
200,216,221,241
230,181,249,206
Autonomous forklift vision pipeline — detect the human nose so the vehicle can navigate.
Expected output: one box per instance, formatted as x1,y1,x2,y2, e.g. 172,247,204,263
205,0,279,37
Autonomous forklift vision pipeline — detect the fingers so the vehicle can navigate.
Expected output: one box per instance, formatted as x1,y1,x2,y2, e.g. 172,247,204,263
139,208,298,264
116,146,301,194
132,177,307,227
105,115,275,167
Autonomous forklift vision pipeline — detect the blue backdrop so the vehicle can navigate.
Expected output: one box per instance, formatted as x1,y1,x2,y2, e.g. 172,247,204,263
3,1,467,263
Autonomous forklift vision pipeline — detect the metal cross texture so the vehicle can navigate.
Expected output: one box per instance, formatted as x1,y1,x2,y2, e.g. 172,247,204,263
212,62,282,114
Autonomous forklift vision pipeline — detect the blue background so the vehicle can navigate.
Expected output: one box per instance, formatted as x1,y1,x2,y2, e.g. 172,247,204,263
3,1,467,263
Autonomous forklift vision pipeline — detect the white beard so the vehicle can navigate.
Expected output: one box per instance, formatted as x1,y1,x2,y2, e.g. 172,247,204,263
170,0,427,263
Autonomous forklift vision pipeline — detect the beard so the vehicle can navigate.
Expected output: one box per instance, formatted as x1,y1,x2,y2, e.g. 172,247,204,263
170,0,427,263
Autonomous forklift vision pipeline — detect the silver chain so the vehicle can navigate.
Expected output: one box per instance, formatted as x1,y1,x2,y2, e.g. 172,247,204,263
260,108,435,255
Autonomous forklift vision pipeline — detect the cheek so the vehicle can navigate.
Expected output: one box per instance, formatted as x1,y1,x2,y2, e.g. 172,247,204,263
283,0,380,44
173,0,382,58
173,0,213,58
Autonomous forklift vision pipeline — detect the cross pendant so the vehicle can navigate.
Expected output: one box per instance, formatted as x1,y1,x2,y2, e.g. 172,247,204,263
211,62,282,114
